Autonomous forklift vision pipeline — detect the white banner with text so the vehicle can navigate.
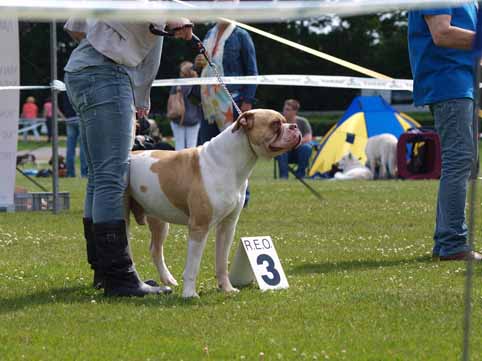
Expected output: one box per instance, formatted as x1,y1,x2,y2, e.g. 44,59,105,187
0,18,19,211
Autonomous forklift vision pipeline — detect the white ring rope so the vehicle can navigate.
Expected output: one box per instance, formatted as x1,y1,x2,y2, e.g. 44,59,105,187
152,75,414,90
0,75,414,92
0,85,52,90
0,0,474,22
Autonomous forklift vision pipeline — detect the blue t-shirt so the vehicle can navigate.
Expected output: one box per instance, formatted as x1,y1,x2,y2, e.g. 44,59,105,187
408,4,477,106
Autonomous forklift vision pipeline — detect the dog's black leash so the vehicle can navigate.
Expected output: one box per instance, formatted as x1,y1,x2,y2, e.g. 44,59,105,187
288,166,323,202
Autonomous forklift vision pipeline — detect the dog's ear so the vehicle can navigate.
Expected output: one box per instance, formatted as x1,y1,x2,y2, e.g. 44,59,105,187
232,111,255,133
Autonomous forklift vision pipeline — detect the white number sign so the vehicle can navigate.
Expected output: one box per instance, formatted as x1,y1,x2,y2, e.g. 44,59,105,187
229,236,289,291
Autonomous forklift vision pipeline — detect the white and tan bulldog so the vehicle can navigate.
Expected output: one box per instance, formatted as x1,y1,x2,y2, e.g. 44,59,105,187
128,109,302,298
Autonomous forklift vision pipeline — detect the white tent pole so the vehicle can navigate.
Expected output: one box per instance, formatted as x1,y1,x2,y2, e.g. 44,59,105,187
461,9,482,358
50,20,59,214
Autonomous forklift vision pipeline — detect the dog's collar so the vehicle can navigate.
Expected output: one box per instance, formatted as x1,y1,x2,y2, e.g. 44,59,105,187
243,131,258,159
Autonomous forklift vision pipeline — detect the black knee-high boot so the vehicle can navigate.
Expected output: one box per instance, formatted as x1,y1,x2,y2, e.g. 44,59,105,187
93,220,171,297
83,218,104,289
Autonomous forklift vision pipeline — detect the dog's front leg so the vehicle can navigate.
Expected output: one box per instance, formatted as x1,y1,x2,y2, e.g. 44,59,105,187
182,228,209,299
216,211,241,293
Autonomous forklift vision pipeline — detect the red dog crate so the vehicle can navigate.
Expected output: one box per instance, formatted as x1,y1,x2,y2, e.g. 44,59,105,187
397,130,441,180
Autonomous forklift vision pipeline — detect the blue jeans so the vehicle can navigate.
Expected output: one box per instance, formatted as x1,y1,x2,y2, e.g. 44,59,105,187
170,122,200,150
66,117,88,177
277,143,312,179
65,64,134,223
431,98,475,257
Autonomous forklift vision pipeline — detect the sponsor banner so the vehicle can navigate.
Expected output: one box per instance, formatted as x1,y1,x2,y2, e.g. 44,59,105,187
152,75,414,91
0,75,415,92
0,18,19,211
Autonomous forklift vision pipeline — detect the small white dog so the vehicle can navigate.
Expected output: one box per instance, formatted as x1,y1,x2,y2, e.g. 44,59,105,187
365,134,398,179
334,152,373,180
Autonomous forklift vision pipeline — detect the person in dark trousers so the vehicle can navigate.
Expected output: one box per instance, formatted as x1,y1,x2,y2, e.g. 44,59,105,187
408,3,481,261
64,17,193,297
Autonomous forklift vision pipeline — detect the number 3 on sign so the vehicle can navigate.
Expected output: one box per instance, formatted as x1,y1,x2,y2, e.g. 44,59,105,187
234,236,289,291
257,254,281,286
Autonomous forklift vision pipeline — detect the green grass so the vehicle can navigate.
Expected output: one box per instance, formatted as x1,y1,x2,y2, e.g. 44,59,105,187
2,160,482,360
17,138,67,152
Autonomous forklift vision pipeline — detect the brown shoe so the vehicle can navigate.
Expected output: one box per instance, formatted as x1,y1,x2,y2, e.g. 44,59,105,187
439,251,482,261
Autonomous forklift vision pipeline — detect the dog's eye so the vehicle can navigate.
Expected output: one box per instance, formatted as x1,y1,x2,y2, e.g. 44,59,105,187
271,121,281,131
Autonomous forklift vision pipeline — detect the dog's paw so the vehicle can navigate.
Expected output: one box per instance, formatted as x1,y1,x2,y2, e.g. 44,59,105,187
161,272,178,287
182,290,200,299
219,284,240,293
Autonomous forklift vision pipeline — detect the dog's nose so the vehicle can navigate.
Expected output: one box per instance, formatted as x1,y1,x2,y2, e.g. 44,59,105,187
288,123,298,130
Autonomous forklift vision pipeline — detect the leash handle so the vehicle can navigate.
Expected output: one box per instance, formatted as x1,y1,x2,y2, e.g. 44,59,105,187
149,24,174,37
149,23,193,37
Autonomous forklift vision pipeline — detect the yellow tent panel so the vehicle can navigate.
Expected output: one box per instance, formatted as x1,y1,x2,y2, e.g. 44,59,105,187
308,113,368,176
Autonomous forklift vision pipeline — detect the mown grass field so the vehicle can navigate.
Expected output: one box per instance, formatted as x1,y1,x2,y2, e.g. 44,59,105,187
16,139,67,152
1,158,482,360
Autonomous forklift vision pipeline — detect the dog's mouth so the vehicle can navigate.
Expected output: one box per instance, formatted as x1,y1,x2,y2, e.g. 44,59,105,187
269,127,302,152
268,129,285,152
268,144,284,152
294,133,302,149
